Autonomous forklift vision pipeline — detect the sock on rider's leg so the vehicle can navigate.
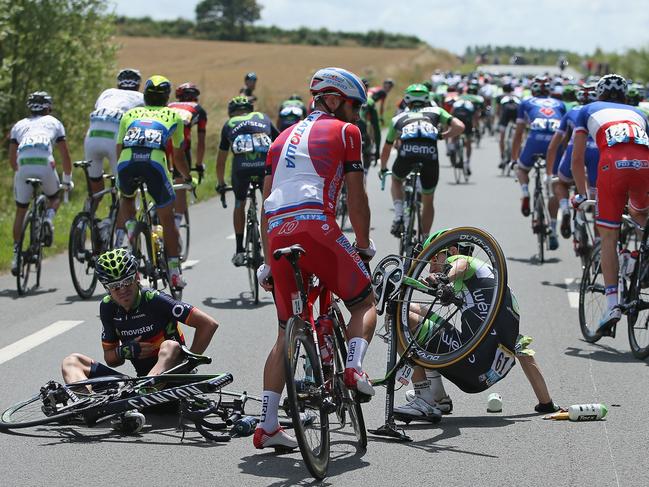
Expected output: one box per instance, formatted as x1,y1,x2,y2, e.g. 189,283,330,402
393,200,404,219
346,337,369,372
45,208,55,221
521,184,529,197
605,285,619,309
235,233,244,254
550,219,557,235
258,390,281,432
424,369,448,401
413,380,435,404
559,198,569,213
174,214,182,227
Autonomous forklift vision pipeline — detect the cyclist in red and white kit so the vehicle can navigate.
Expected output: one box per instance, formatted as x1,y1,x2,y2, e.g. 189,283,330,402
572,74,649,336
253,67,377,450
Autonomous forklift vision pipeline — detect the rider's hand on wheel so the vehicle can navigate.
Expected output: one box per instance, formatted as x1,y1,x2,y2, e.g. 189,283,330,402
195,164,205,184
570,194,586,210
354,238,376,262
257,263,273,291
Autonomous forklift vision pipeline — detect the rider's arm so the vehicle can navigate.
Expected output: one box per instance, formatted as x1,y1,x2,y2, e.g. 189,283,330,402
104,347,125,368
380,122,397,170
216,123,231,186
100,306,125,367
196,107,208,167
170,115,190,180
442,116,465,140
56,139,73,177
571,132,588,196
343,124,370,248
260,172,273,265
184,308,218,355
511,121,526,161
8,141,17,171
545,131,563,178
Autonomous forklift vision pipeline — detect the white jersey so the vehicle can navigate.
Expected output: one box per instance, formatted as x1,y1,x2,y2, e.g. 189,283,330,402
10,115,65,167
89,88,143,124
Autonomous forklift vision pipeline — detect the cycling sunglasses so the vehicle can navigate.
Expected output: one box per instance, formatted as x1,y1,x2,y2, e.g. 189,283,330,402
347,99,363,111
104,274,137,291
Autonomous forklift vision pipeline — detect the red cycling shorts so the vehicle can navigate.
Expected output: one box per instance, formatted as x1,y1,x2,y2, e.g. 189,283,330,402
596,143,649,229
268,214,372,323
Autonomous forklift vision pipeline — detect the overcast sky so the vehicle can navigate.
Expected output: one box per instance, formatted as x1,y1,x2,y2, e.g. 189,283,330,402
111,0,648,55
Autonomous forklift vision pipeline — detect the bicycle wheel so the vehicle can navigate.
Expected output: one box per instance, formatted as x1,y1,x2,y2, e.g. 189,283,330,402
178,209,190,262
16,212,34,296
284,317,329,480
68,213,98,299
400,201,415,257
396,227,508,368
34,197,46,288
627,254,649,359
578,246,604,343
330,304,367,449
245,217,261,305
131,222,157,290
533,193,545,264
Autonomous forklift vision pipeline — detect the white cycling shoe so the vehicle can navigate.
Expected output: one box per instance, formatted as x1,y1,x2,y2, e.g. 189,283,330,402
253,427,297,450
394,396,442,422
597,305,621,337
405,390,453,414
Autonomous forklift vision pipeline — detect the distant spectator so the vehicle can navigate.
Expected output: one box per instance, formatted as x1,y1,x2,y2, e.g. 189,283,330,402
239,72,258,104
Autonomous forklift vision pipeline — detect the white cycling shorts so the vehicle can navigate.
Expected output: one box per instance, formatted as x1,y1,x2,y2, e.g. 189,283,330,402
84,121,119,178
14,163,60,205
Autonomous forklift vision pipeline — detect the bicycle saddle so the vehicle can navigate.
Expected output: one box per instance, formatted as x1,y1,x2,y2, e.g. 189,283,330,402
273,244,306,261
25,178,42,186
73,160,91,168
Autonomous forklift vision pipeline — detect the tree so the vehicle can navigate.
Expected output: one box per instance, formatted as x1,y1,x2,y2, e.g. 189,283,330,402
195,0,262,41
0,0,116,141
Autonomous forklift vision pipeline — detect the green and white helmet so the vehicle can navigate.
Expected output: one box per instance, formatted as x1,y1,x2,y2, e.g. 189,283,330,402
403,83,430,105
95,249,138,284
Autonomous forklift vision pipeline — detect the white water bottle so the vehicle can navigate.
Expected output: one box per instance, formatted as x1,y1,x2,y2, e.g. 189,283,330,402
568,403,608,421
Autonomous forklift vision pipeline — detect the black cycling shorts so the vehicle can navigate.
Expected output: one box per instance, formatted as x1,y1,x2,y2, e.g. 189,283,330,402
89,361,128,379
232,166,265,201
498,106,518,131
392,153,439,193
453,113,473,138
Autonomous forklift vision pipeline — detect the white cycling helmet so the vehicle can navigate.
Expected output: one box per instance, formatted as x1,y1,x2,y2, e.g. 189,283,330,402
596,73,627,99
310,67,367,104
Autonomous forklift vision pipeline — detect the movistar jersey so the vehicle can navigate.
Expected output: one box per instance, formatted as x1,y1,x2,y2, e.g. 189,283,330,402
117,106,184,166
100,288,192,376
219,111,279,169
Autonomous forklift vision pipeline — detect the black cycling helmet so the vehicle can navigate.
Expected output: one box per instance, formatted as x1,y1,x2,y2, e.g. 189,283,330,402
245,72,257,81
467,82,479,95
26,91,53,113
531,76,551,96
597,73,628,101
288,93,303,101
361,77,370,90
117,68,142,90
228,95,253,116
176,82,200,101
96,249,138,285
502,83,513,93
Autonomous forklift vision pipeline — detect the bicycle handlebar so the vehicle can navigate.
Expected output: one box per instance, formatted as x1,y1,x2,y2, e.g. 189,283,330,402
380,170,392,191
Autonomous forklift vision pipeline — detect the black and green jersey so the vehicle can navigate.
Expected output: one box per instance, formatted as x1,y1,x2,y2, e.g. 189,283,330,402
219,111,280,170
385,106,453,145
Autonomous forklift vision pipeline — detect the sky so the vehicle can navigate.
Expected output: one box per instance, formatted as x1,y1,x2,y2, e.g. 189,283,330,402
110,0,649,55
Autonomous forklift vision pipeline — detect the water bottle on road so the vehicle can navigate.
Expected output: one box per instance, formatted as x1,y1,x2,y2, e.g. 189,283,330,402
568,404,608,421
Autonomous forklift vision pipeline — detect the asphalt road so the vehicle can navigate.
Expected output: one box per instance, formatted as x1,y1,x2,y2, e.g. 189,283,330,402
1,132,647,487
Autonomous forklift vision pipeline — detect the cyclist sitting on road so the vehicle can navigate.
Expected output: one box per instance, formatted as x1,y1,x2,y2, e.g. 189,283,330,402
61,249,218,382
114,75,192,289
276,94,306,132
395,230,559,421
215,96,280,267
546,84,600,240
167,82,208,234
512,75,567,250
239,72,258,104
84,69,144,208
571,74,649,337
368,78,395,124
495,83,521,167
9,92,73,276
380,84,465,240
254,67,377,450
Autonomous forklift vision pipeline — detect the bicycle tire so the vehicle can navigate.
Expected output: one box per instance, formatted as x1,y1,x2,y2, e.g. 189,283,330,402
34,197,46,288
16,212,33,296
245,216,260,305
179,209,191,263
284,317,329,480
400,190,415,257
627,249,649,359
396,227,508,368
578,246,604,343
330,304,367,449
131,222,157,290
68,213,98,299
534,192,545,264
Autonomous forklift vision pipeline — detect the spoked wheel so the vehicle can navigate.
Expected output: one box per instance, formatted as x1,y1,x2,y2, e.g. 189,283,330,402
16,212,37,296
131,222,157,290
68,213,98,299
330,305,367,449
284,317,329,480
578,246,605,343
627,258,649,359
178,210,190,262
245,219,261,305
396,227,508,368
533,195,546,264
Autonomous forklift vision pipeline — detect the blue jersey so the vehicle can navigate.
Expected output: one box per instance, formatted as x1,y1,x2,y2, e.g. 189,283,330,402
557,105,597,150
517,96,567,139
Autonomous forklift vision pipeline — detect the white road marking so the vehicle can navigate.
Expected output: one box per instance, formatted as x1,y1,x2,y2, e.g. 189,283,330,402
226,233,235,240
0,320,84,366
182,259,199,270
565,278,580,309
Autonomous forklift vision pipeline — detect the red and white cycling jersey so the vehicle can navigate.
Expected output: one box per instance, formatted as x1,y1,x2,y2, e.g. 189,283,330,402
575,101,649,150
264,110,363,222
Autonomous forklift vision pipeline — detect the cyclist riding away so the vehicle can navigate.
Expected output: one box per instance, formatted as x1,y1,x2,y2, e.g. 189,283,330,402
395,230,559,421
277,94,307,132
216,96,280,266
10,92,73,276
512,75,567,250
495,83,520,168
368,78,395,124
450,86,478,175
380,84,465,240
114,75,192,289
254,67,377,450
240,72,258,104
84,68,144,208
571,74,649,337
168,82,208,234
61,249,218,382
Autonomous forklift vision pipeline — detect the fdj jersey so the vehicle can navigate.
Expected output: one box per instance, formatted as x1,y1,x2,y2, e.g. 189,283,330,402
386,106,452,160
220,112,279,171
100,288,193,376
517,96,566,136
415,256,520,393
